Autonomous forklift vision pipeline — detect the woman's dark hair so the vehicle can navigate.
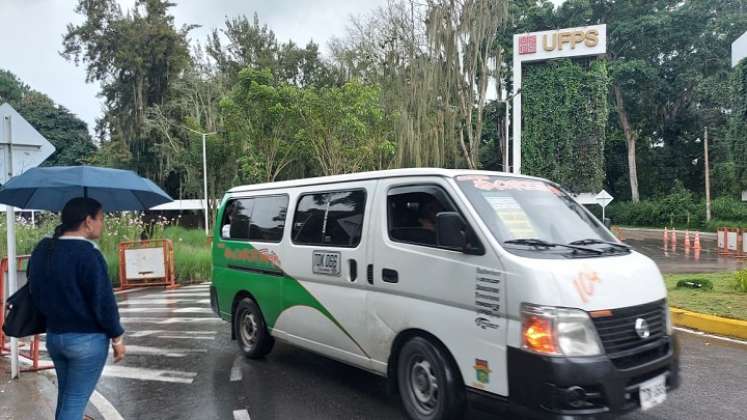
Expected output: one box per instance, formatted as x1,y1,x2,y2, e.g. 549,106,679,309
52,197,103,239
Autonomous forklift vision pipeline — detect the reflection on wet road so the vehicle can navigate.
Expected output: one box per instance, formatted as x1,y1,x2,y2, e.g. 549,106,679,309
54,282,742,420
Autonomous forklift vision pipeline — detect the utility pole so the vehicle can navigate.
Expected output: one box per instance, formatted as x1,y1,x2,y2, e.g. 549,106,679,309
184,128,216,235
704,127,711,222
3,114,19,379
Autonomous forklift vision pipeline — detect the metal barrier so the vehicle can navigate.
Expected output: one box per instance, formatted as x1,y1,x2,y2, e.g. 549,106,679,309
0,255,53,372
118,239,176,289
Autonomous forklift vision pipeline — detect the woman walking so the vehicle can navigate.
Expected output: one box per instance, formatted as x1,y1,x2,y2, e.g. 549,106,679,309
29,197,126,420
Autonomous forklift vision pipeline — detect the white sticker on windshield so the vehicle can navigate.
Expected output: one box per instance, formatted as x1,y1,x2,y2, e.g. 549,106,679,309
485,196,537,239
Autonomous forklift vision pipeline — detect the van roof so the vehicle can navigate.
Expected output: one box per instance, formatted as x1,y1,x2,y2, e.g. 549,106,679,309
227,168,543,194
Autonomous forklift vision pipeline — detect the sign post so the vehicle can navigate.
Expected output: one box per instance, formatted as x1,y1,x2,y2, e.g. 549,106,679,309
595,189,614,221
0,103,55,378
512,25,607,174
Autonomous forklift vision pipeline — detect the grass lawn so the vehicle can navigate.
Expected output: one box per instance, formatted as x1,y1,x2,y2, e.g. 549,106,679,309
664,272,747,321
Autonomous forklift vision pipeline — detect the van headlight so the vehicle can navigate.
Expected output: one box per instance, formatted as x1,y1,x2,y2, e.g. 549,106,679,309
521,303,603,357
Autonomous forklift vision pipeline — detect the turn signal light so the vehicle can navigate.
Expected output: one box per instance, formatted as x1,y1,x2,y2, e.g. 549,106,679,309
522,314,557,354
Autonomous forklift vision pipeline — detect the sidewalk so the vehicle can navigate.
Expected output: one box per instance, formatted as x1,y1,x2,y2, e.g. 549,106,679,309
0,358,57,420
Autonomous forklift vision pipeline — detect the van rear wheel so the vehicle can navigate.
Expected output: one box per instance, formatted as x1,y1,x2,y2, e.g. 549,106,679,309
397,337,465,420
234,298,274,359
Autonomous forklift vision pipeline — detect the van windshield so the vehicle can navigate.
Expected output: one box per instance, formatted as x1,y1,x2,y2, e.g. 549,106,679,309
455,175,623,258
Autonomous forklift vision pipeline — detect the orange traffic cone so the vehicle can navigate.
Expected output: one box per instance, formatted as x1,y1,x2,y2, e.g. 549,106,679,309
694,232,702,250
684,231,691,249
671,229,677,247
663,227,669,244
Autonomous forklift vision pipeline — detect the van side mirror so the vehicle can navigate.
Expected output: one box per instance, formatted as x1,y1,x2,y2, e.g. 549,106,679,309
436,212,484,255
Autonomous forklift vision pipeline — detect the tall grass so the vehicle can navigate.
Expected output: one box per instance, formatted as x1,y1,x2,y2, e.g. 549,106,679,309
0,213,210,285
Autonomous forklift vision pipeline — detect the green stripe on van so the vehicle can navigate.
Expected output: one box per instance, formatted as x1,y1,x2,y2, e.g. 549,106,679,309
213,240,370,358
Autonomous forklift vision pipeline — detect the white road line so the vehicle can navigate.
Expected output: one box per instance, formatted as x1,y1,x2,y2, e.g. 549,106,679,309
103,365,197,384
143,293,208,298
172,285,210,290
120,317,222,324
233,409,252,420
36,342,206,358
118,298,211,305
157,335,216,340
117,345,207,357
6,353,125,420
127,330,216,338
91,391,126,420
674,327,747,345
118,307,213,314
230,355,243,382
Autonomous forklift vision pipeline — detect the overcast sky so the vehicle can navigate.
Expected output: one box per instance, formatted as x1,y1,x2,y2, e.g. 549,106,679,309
0,0,563,135
0,0,392,134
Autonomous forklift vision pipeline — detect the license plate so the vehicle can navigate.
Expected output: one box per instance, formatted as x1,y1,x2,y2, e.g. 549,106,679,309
312,251,341,276
639,374,666,411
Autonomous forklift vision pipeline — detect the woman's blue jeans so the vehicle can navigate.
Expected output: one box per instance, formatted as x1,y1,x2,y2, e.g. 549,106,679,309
46,332,109,420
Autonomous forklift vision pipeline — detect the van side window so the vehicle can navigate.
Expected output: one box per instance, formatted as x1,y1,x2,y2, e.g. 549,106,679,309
248,196,288,242
220,195,288,242
292,190,366,247
387,186,457,248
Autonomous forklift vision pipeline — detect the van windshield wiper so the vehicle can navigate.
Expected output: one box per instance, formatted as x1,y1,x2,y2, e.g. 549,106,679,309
503,238,604,254
568,238,631,252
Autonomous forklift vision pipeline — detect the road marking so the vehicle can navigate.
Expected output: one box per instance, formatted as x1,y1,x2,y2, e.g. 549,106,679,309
143,292,208,298
91,391,126,420
157,335,216,340
230,355,243,382
37,342,206,357
103,365,197,384
127,330,216,338
116,345,207,357
118,307,213,314
233,409,251,420
6,353,125,420
118,298,210,305
120,317,222,324
674,327,747,346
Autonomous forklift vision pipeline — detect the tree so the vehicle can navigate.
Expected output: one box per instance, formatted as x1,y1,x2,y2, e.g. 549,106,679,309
331,0,508,169
298,82,394,175
0,69,96,166
221,68,301,182
62,0,194,182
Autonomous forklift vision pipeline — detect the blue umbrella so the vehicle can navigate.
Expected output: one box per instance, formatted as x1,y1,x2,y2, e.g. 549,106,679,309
0,166,173,211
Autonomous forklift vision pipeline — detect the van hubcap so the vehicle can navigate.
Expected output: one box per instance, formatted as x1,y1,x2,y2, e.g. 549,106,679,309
240,312,258,350
409,358,439,413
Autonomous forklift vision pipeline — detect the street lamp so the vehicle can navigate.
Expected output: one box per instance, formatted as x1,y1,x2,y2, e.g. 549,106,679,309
184,127,217,235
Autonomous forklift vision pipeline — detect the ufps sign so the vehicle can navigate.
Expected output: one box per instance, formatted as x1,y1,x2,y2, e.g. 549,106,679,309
510,25,607,174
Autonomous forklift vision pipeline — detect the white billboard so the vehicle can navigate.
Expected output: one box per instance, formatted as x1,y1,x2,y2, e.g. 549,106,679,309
732,31,747,68
514,24,607,63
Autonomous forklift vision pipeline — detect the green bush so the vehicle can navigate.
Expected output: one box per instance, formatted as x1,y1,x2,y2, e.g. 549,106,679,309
608,193,747,231
1,213,210,285
736,270,747,293
675,278,713,290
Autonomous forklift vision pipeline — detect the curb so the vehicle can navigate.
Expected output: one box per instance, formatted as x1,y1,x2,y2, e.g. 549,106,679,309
670,307,747,340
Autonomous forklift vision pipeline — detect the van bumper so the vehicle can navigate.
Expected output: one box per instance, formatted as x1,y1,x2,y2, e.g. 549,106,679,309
497,335,680,420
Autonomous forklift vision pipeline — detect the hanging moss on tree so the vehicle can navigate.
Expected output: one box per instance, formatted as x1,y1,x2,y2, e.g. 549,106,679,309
521,58,609,193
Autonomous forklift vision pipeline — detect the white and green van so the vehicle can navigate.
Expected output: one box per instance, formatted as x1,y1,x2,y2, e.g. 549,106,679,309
210,168,679,420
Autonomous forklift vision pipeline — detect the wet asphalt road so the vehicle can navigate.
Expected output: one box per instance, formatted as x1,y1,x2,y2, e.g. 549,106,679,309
61,282,744,420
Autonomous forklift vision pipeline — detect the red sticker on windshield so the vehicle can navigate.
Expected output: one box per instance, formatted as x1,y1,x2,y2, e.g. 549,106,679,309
458,176,553,193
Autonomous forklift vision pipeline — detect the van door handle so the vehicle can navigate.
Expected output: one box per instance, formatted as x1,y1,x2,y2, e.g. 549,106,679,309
382,268,399,283
367,264,374,285
349,259,357,282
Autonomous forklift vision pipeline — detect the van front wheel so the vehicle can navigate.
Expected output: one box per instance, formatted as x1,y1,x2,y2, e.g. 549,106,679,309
397,337,465,420
234,298,274,359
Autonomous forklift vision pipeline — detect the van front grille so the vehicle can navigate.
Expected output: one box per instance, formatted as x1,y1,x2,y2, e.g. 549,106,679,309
591,299,668,369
